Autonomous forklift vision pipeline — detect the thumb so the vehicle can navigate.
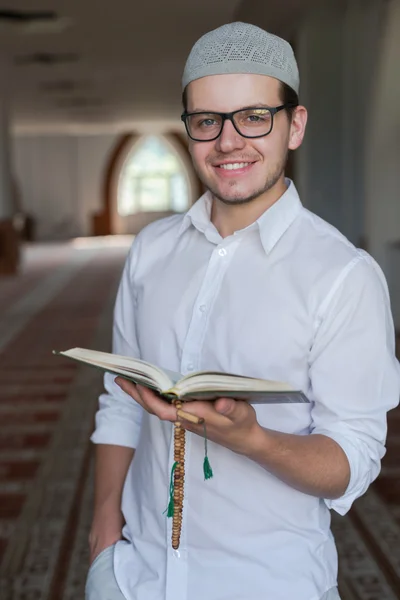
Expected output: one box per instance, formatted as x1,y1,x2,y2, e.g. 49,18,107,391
214,397,237,418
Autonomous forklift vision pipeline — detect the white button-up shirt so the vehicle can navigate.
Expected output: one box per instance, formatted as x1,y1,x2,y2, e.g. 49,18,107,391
91,180,400,600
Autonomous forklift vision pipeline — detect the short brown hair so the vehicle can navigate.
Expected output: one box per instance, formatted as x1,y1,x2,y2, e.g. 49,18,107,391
280,82,299,120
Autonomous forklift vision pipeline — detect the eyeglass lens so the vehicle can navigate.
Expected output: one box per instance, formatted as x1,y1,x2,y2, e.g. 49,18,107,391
186,108,273,140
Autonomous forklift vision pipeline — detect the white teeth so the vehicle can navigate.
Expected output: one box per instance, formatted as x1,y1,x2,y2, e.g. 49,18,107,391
219,162,250,170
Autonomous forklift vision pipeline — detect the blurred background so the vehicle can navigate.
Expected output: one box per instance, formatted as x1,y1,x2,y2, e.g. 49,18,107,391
0,0,399,598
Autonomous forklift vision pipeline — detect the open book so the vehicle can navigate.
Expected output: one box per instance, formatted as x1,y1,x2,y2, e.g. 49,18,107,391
54,347,309,404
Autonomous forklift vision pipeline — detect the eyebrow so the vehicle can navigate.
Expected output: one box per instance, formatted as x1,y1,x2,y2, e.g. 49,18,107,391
187,103,275,113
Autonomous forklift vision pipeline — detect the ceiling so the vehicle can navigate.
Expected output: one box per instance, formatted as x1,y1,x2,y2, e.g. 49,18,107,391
0,0,315,133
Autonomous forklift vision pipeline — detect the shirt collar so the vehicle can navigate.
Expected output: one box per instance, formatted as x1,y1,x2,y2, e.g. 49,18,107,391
256,179,302,254
178,178,302,254
177,190,221,244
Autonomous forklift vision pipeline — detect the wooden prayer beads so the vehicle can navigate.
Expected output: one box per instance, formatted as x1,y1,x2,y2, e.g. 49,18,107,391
172,400,186,549
168,401,211,549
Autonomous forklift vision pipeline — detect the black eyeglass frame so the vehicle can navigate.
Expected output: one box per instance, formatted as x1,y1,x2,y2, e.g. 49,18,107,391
181,103,298,142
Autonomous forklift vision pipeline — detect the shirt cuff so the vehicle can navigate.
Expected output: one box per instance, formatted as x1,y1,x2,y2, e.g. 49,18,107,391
90,373,144,449
90,409,142,448
313,429,383,515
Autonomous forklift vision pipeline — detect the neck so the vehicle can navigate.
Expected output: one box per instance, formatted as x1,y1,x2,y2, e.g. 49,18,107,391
211,177,288,238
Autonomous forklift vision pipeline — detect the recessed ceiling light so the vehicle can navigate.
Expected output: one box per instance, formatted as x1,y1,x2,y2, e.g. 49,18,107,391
55,97,104,109
15,53,80,66
0,9,57,21
0,9,72,34
40,80,82,93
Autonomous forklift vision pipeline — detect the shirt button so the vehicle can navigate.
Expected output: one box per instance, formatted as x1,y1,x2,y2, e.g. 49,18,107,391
218,248,227,256
187,363,194,371
199,304,206,312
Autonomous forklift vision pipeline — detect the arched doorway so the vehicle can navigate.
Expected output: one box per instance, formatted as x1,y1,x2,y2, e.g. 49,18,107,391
93,132,202,236
115,135,190,234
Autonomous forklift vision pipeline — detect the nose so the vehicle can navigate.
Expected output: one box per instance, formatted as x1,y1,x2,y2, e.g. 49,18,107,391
215,118,246,153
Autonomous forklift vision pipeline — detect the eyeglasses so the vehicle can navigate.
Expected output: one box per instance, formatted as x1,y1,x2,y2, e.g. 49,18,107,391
181,104,297,142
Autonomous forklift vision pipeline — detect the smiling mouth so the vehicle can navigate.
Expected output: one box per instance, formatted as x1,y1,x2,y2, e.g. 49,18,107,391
216,162,255,170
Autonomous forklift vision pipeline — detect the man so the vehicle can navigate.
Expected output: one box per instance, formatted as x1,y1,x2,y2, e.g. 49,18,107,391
86,22,400,600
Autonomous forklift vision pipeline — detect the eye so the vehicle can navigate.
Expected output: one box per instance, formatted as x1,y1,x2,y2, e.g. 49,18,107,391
246,110,271,122
247,114,265,122
249,114,268,123
237,109,271,126
198,118,218,128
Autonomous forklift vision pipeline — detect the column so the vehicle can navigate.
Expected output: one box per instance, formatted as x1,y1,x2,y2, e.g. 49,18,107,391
0,58,20,275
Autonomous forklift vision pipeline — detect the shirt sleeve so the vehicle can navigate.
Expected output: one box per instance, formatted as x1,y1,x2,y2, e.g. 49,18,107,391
90,237,144,449
309,252,400,515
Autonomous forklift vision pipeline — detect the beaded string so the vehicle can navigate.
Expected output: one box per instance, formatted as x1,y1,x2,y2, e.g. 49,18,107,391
165,400,213,549
171,400,186,549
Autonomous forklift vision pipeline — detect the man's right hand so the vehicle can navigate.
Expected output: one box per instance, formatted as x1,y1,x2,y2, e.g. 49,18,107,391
89,443,135,564
89,504,125,564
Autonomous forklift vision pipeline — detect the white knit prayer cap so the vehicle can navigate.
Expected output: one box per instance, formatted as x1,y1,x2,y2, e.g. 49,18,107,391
182,22,299,95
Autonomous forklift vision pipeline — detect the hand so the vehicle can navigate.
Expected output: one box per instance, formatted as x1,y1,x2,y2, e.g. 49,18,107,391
89,504,124,564
115,377,261,456
114,379,351,499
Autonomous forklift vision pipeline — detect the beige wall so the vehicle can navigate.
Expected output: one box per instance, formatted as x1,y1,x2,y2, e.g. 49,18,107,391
295,0,400,325
365,0,400,327
12,134,117,239
12,130,198,240
295,0,388,246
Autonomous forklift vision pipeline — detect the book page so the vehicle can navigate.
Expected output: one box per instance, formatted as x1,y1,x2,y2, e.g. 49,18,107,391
56,348,174,391
173,372,295,397
161,367,182,386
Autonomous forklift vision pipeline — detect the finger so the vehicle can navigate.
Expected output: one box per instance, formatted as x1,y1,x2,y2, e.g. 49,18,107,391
214,397,236,416
136,385,177,422
174,400,229,425
115,378,155,414
115,377,138,397
214,397,253,423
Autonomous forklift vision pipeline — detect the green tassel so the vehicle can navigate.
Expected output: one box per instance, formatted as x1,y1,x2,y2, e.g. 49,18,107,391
164,461,179,517
203,455,213,480
164,423,213,520
203,422,213,480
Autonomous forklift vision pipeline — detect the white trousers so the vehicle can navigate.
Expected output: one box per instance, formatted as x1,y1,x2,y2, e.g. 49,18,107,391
85,544,342,600
85,545,125,600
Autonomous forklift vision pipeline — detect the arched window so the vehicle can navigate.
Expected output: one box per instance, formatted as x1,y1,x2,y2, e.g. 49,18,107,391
117,135,190,216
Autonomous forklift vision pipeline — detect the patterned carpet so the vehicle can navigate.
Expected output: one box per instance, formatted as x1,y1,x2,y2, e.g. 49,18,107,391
0,239,131,599
0,240,399,600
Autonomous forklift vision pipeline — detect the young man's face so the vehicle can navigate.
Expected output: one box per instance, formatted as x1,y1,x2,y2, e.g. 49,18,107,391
185,73,306,205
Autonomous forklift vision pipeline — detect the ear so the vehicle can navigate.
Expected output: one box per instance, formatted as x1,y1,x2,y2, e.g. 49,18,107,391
288,106,308,151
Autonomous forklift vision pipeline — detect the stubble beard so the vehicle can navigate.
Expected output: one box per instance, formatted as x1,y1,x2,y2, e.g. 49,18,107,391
195,150,288,206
